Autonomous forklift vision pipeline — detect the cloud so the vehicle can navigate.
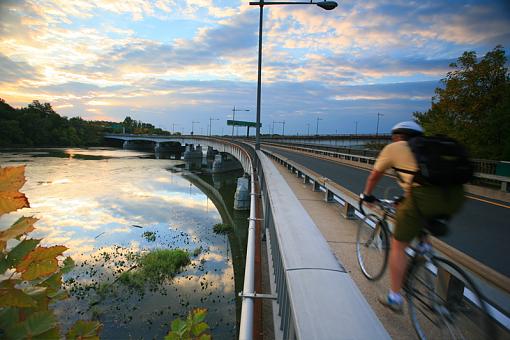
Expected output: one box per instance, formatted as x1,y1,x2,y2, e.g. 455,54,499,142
0,53,40,84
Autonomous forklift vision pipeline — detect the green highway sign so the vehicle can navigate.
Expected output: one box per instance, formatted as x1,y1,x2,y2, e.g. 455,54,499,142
227,120,261,127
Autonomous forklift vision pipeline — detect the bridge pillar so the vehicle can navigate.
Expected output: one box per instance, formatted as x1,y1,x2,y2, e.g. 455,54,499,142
183,144,202,170
234,176,250,210
212,153,243,173
122,140,130,149
206,146,217,159
154,142,160,153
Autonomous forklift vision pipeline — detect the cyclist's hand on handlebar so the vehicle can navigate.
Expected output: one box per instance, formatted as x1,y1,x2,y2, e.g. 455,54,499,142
359,193,376,203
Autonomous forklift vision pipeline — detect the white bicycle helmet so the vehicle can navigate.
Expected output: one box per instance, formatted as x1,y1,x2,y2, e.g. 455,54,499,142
391,121,423,136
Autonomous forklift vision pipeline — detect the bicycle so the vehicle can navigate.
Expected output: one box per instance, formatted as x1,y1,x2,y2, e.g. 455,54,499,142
356,197,493,340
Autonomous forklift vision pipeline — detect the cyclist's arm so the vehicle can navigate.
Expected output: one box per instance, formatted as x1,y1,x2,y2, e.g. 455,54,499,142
363,169,384,195
363,144,394,195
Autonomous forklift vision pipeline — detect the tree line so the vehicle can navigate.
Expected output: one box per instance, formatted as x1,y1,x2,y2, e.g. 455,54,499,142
414,45,510,161
0,99,171,147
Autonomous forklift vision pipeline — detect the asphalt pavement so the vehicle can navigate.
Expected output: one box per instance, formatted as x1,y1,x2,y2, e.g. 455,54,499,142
264,146,510,278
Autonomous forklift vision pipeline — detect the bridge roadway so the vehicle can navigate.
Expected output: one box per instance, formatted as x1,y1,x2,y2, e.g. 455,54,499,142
262,145,510,279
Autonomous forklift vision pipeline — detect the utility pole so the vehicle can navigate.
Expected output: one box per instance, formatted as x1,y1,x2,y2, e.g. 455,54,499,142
282,121,285,136
209,117,219,136
306,123,310,136
316,117,323,135
376,112,383,136
355,121,358,135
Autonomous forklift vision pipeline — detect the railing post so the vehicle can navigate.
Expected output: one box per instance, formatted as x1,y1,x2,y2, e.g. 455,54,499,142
341,202,356,219
325,189,334,202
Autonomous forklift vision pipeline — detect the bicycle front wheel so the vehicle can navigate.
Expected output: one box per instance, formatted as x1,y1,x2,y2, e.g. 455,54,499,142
356,214,389,280
406,256,493,340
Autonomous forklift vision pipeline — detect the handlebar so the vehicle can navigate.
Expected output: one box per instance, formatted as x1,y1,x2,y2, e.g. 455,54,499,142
358,195,402,217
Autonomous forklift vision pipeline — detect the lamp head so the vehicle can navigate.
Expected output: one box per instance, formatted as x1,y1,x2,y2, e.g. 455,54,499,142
316,1,338,10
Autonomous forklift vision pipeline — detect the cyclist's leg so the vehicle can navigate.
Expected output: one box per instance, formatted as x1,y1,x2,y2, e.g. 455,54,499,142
391,194,423,292
389,237,410,293
379,194,423,307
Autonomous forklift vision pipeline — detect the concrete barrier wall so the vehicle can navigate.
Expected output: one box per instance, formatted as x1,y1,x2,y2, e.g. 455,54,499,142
257,150,389,339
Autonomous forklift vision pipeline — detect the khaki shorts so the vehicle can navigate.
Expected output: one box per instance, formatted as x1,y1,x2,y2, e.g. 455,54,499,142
394,185,465,242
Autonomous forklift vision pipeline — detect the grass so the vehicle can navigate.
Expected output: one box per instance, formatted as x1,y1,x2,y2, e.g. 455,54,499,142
119,249,190,289
213,223,232,235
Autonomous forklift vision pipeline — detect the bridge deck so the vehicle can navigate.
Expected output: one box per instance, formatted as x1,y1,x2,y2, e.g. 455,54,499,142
269,155,418,338
264,145,510,279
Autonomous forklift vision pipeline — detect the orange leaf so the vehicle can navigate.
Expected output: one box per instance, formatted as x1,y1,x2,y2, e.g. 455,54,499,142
20,258,59,280
0,217,38,243
0,192,29,216
0,166,26,192
17,246,68,280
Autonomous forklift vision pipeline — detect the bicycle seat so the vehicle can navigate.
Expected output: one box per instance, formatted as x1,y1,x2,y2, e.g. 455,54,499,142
424,216,449,237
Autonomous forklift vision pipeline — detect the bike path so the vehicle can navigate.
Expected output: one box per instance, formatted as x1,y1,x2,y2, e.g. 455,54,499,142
264,146,510,278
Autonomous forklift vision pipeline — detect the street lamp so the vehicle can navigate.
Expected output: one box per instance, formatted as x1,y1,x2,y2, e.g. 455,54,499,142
250,0,338,150
209,117,219,136
231,106,250,137
191,121,199,135
376,112,383,136
306,123,310,136
316,117,323,135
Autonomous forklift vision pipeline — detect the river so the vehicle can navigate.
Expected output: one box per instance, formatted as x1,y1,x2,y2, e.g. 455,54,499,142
0,147,248,339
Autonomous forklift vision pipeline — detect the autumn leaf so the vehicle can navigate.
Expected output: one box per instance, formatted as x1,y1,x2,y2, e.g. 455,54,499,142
66,320,102,340
17,246,68,280
0,280,37,308
7,311,57,339
0,166,26,192
0,217,38,251
0,191,29,217
3,239,41,270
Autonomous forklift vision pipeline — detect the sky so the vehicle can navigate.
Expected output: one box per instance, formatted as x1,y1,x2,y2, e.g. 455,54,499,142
1,0,509,135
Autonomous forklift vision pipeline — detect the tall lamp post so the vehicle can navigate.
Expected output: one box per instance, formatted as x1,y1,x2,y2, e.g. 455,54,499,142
191,121,199,135
316,117,323,135
231,106,250,137
250,0,338,150
376,112,383,136
209,117,219,136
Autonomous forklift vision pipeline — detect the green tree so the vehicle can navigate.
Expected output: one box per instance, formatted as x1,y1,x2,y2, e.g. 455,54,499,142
414,45,510,160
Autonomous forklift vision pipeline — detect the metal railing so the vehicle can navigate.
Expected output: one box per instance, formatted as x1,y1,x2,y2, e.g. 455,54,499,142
262,147,510,332
254,148,389,339
263,142,510,192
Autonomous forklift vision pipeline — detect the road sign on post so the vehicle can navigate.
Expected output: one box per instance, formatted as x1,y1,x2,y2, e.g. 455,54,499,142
227,120,259,127
227,120,261,137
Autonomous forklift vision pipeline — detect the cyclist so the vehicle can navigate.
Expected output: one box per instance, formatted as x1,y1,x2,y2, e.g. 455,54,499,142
360,121,464,313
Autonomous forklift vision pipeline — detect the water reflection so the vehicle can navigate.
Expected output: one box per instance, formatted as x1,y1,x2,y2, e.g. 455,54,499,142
0,148,245,339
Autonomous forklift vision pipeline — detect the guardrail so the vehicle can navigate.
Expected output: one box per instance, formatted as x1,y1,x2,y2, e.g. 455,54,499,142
255,148,389,339
262,147,510,332
263,142,510,192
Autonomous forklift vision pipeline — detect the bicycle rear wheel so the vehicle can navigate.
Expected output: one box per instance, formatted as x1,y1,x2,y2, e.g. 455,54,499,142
406,256,493,340
356,214,389,280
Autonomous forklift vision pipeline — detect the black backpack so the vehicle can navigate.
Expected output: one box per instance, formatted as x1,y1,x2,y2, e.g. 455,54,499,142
394,135,473,186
